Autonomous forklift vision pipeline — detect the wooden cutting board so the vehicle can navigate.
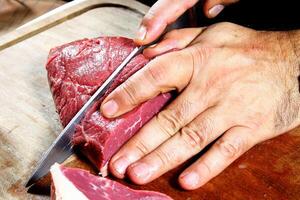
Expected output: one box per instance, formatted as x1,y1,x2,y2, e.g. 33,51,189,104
0,0,299,199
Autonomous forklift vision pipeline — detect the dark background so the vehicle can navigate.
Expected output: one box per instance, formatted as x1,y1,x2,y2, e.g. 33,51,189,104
138,0,300,30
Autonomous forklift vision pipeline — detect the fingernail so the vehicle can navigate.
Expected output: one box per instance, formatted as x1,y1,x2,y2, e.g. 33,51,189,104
208,4,224,18
113,157,130,175
181,172,200,188
102,100,118,116
148,43,157,48
131,163,150,180
136,25,147,41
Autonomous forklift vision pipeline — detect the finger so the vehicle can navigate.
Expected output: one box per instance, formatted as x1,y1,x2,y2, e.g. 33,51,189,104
100,50,194,118
179,126,256,190
135,0,199,45
125,107,233,185
143,28,205,58
109,85,214,178
203,0,239,18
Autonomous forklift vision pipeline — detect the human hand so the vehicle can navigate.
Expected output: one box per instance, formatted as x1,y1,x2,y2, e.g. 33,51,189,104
135,0,239,45
101,22,300,190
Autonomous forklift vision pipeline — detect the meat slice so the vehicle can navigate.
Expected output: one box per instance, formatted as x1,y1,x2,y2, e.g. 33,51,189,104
50,163,172,200
46,37,171,174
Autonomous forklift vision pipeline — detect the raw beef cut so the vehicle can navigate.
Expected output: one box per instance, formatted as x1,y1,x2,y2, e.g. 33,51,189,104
50,163,172,200
46,37,171,174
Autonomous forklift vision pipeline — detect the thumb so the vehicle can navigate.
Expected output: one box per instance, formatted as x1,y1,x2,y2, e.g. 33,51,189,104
135,0,199,45
203,0,239,18
100,50,194,118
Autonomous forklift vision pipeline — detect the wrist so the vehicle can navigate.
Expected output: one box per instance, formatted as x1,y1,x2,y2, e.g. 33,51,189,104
276,30,300,129
287,30,300,126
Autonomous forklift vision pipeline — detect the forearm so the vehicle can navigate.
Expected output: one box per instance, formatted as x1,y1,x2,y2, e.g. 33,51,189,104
287,29,300,127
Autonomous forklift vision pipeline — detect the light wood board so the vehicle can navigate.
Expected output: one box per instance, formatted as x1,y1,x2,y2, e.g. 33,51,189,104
0,1,147,199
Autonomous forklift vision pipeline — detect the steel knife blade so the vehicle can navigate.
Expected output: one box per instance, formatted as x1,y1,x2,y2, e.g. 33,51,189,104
25,46,144,187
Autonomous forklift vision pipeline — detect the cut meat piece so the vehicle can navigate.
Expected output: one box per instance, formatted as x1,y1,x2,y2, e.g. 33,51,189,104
46,37,171,174
50,163,173,200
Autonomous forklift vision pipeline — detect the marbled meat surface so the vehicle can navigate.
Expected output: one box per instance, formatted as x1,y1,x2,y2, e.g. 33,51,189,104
46,37,171,174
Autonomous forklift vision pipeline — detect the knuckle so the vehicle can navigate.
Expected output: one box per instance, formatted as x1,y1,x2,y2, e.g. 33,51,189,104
208,22,237,38
148,51,193,92
144,63,166,88
209,22,246,39
215,138,244,159
170,51,194,82
120,79,139,106
200,160,212,175
156,109,182,137
189,46,211,70
133,138,151,156
232,100,265,129
215,22,235,29
180,121,210,150
153,148,178,166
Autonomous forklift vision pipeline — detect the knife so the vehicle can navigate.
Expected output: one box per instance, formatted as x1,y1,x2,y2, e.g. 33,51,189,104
25,44,148,188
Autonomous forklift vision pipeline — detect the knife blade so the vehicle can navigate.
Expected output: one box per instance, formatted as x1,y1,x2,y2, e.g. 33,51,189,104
25,45,144,187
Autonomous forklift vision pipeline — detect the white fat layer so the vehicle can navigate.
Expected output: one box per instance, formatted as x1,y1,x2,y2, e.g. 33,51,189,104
50,163,89,200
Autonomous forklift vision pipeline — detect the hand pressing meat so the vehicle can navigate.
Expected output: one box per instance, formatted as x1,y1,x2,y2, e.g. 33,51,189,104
102,23,300,190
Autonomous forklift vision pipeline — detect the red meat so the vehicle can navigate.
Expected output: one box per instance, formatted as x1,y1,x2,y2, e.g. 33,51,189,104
46,37,171,175
50,163,172,200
